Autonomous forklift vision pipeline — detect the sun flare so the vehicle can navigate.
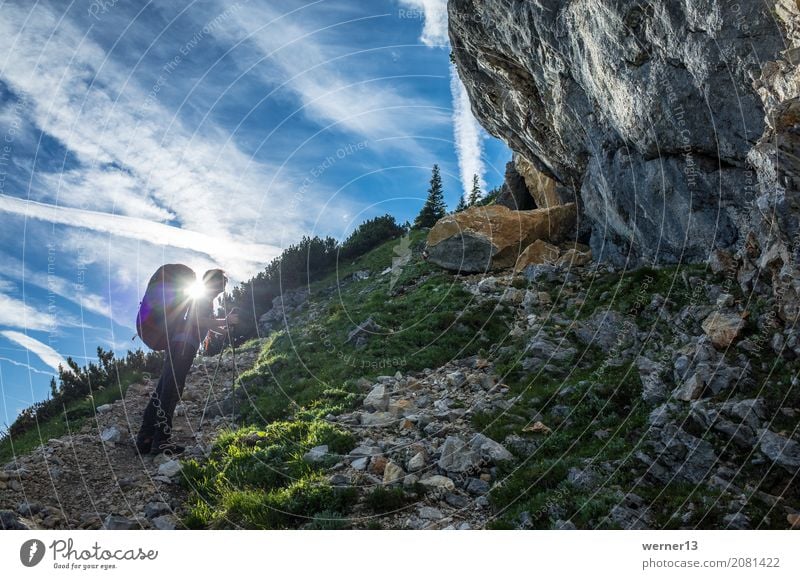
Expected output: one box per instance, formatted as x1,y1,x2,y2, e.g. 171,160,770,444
186,279,206,300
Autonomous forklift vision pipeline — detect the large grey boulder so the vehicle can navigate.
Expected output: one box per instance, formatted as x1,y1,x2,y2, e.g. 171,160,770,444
363,384,390,412
642,424,718,484
437,435,481,473
757,429,800,472
258,288,309,332
469,433,513,462
448,0,788,265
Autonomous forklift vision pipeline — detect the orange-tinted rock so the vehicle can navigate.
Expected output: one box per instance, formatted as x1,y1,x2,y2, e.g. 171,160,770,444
369,455,388,475
514,154,563,208
426,203,577,272
701,312,746,349
557,247,592,267
514,239,560,272
514,239,592,272
522,421,552,434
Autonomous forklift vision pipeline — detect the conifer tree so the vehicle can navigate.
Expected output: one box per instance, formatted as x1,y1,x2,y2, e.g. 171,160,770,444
468,173,482,206
413,164,447,228
455,194,468,213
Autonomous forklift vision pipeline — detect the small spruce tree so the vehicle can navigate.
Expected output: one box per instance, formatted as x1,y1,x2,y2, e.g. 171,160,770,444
468,173,482,206
455,195,468,213
413,164,447,228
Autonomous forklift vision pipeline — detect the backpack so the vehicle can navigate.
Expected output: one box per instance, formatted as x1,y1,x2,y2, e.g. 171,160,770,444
135,264,197,351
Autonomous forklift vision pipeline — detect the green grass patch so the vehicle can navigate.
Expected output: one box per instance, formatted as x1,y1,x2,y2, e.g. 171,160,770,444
364,483,425,515
180,420,358,529
564,264,715,323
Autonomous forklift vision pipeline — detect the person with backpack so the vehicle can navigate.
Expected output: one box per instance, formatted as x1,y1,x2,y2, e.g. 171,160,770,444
134,267,238,456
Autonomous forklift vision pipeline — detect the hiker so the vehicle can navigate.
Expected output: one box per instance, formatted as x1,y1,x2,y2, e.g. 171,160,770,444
135,268,239,456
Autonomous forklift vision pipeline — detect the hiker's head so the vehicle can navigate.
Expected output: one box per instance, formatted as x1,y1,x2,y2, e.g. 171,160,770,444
202,269,227,296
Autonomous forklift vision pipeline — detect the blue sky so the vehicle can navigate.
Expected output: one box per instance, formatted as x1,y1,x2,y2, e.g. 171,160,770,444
0,0,510,426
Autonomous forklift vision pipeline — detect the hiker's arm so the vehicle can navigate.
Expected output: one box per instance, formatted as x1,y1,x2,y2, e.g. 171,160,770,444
195,312,239,334
196,316,226,333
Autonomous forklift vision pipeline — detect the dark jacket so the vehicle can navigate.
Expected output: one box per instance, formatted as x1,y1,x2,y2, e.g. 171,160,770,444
169,295,213,350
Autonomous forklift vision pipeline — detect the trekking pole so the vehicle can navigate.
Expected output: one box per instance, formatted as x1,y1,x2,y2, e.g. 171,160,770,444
229,323,238,429
222,292,241,429
198,332,230,430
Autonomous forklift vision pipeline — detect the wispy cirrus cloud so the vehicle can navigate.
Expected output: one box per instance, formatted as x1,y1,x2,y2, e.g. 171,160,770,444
35,166,177,223
0,356,55,376
450,63,486,196
0,274,86,334
0,1,350,285
398,0,486,199
221,1,450,156
1,252,112,320
398,0,449,46
0,292,55,332
1,330,66,372
0,194,279,278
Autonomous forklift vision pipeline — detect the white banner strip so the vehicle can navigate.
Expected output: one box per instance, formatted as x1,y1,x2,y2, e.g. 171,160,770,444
1,530,797,578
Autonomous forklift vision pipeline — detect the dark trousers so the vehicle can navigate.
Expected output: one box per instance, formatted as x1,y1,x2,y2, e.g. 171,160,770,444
136,340,197,446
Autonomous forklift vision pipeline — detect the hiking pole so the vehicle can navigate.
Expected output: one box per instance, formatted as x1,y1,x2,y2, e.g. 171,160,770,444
230,323,238,429
223,299,241,429
198,332,230,430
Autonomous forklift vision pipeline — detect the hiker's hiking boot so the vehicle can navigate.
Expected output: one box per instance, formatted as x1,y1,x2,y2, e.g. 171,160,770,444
134,435,153,455
149,440,186,457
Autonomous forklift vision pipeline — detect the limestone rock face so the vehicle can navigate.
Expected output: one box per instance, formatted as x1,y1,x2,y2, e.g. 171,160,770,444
514,153,570,209
495,159,536,211
426,203,577,272
734,2,800,318
448,0,788,265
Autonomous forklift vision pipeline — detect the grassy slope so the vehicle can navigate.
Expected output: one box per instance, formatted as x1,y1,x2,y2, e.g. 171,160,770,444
181,230,518,528
0,371,144,464
182,237,799,529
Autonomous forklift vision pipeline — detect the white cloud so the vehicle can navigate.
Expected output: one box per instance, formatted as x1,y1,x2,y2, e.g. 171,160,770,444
0,194,279,279
0,356,54,376
398,1,486,199
222,2,449,154
0,292,56,332
1,253,112,320
35,166,177,223
399,0,449,47
450,64,486,199
0,2,345,286
1,330,66,372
